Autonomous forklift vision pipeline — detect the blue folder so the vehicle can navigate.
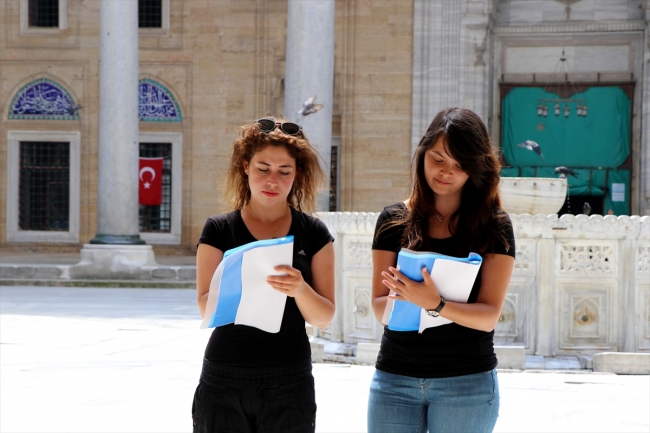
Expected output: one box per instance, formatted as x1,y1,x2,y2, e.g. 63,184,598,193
205,235,294,329
387,249,482,332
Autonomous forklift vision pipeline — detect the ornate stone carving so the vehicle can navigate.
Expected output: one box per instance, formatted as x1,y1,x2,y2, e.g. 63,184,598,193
638,246,650,275
343,235,373,269
495,294,518,338
570,296,601,339
558,242,616,274
352,289,372,331
513,240,535,275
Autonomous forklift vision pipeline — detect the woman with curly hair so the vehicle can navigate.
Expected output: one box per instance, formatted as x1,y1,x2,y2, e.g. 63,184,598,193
368,107,515,433
192,117,335,433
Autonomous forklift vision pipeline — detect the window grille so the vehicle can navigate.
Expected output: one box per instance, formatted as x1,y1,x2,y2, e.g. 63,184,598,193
19,142,69,231
329,145,338,211
139,143,172,232
29,0,59,27
138,0,162,28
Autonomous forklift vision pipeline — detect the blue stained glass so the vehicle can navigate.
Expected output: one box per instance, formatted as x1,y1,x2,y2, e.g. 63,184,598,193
138,79,182,122
9,78,79,120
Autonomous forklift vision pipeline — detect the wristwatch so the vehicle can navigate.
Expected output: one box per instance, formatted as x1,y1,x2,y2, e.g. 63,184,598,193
425,296,446,317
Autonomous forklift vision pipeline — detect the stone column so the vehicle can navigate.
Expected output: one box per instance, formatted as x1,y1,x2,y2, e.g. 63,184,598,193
641,6,650,215
92,0,142,244
411,0,491,151
72,0,156,279
284,0,335,212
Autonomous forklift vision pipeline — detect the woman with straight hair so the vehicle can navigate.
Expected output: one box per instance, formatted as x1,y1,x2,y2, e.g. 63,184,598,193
368,107,515,433
193,117,335,433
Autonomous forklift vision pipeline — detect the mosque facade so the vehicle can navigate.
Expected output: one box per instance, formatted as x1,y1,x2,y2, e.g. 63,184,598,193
0,0,648,253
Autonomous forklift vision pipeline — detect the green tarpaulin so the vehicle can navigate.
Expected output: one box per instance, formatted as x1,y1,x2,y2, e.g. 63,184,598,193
500,86,631,214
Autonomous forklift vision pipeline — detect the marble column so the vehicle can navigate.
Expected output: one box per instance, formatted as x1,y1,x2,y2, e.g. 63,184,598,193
72,0,156,279
411,0,491,151
284,0,335,212
91,0,142,244
642,6,650,215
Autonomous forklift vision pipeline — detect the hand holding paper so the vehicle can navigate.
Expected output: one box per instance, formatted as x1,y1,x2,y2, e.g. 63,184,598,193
385,248,482,333
200,236,294,333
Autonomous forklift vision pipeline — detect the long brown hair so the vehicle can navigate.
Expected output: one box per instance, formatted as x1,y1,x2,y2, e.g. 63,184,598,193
223,116,326,214
395,107,510,254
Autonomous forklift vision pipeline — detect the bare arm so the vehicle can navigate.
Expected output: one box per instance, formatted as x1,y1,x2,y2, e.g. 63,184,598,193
196,243,224,318
381,253,515,332
371,250,398,324
268,241,336,329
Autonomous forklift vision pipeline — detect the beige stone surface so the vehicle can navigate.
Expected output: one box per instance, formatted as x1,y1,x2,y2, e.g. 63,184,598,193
0,0,415,253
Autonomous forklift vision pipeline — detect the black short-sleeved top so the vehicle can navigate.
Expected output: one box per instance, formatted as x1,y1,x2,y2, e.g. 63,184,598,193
372,202,516,378
198,207,334,367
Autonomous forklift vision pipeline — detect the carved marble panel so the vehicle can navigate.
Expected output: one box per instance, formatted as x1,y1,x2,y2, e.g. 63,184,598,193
494,277,533,351
513,239,536,276
558,282,617,352
638,283,650,351
556,241,617,275
343,275,380,343
638,245,650,276
343,235,373,269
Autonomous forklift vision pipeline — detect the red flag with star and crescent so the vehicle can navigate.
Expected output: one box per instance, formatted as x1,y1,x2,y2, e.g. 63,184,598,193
139,157,164,205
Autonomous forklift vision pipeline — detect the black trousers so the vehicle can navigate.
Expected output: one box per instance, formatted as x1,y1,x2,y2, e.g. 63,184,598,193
192,358,316,433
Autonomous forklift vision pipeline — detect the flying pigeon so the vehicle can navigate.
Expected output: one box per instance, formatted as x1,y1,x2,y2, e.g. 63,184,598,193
582,202,591,215
67,104,84,115
516,140,544,159
297,96,324,117
555,166,579,179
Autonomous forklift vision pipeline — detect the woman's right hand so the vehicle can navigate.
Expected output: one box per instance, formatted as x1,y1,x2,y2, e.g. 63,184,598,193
382,265,441,312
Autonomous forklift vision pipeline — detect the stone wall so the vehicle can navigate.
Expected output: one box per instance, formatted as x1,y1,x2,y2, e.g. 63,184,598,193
317,211,650,356
0,0,415,254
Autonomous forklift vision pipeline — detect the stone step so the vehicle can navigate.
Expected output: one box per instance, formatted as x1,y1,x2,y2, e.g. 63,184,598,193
0,263,197,286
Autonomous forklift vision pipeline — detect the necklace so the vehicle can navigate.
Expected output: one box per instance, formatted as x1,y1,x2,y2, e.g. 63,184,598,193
246,204,289,239
433,214,444,222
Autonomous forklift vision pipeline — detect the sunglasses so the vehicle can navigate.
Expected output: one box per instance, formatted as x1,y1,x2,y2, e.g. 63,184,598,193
255,118,303,136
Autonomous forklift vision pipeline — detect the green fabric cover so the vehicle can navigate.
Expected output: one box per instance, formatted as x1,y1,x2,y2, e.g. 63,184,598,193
500,86,631,215
501,87,630,168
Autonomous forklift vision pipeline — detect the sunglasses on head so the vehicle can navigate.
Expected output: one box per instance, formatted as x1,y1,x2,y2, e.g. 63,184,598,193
255,118,303,136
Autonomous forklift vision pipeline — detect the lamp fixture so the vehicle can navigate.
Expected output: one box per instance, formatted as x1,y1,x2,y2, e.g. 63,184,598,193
536,48,587,119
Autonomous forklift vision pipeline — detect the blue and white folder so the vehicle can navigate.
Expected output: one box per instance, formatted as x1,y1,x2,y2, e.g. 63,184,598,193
200,236,294,333
386,248,482,333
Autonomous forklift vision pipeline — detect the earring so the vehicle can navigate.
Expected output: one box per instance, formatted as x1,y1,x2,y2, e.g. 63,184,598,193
245,170,249,175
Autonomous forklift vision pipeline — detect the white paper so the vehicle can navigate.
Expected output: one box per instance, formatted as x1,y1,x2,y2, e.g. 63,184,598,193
382,290,396,325
612,183,625,202
234,242,293,333
200,260,225,329
418,259,481,333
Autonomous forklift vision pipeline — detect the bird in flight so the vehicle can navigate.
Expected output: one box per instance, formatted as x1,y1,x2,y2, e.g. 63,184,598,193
555,166,579,179
516,140,544,159
67,104,84,115
297,96,324,117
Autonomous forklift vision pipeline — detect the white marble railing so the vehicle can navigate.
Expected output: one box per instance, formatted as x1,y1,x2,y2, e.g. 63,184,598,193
316,212,650,356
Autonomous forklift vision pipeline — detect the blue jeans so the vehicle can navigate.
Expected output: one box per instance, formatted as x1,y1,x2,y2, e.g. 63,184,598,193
367,369,499,433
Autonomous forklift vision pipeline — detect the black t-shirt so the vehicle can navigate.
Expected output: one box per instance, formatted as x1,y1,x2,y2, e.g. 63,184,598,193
372,202,516,378
198,207,334,367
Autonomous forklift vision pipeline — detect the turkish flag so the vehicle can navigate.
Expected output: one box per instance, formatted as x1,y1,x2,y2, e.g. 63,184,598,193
139,157,164,205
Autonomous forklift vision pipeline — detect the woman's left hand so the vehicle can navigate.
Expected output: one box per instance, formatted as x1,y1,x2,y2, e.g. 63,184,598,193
268,265,307,298
382,266,441,310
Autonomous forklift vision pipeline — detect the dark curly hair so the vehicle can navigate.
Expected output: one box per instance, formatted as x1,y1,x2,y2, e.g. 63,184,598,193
384,107,510,254
223,116,326,214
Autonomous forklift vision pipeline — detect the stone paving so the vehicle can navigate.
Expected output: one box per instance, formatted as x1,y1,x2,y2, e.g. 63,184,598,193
1,286,648,433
